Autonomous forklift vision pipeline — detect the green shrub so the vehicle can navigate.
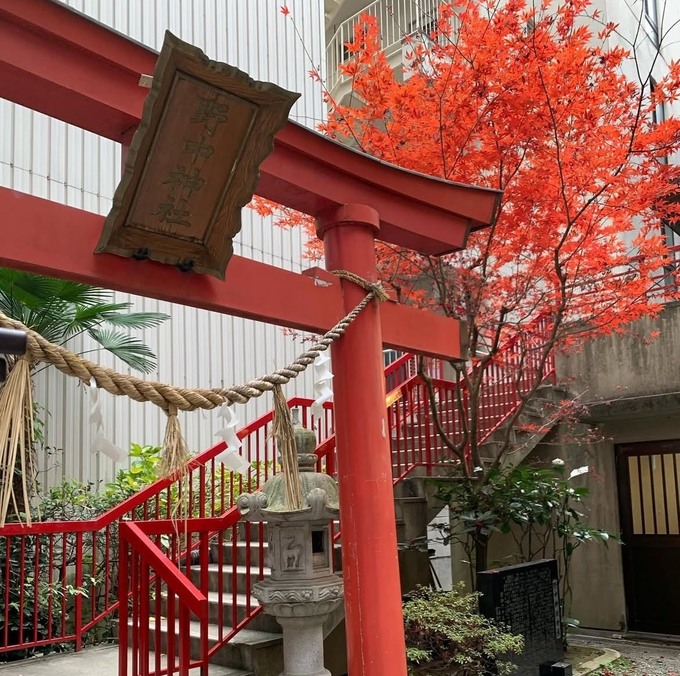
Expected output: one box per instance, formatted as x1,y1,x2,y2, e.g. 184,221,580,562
403,584,524,675
0,445,163,661
104,443,163,501
430,462,618,637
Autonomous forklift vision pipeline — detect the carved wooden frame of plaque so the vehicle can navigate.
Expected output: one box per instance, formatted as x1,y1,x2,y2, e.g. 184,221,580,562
96,31,300,279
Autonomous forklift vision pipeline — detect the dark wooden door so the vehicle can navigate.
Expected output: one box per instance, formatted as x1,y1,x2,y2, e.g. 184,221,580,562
617,439,680,634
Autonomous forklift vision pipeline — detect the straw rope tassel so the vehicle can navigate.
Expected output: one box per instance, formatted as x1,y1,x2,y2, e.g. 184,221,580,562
0,358,34,527
272,385,302,511
160,404,189,479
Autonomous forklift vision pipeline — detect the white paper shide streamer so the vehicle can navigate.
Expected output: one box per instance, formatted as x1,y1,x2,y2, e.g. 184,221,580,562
311,353,334,422
88,378,126,462
214,403,250,474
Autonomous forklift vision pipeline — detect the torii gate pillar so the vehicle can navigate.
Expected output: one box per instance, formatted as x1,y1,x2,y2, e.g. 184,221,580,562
316,205,406,676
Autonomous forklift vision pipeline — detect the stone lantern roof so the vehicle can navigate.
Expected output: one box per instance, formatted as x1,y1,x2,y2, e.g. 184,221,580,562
237,418,339,522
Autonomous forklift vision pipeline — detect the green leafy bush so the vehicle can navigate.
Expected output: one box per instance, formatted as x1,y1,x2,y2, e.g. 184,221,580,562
403,584,524,675
104,443,163,501
0,445,163,661
430,462,618,636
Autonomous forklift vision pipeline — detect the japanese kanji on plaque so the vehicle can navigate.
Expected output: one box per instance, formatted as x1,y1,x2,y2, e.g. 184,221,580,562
96,31,299,279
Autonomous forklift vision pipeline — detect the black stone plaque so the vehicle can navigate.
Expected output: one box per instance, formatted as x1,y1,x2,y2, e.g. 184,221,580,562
477,559,563,676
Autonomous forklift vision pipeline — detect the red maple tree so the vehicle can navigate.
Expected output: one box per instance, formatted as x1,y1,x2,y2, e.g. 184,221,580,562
258,0,680,471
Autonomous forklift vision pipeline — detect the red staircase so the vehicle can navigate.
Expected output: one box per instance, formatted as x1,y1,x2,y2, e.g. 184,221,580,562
0,318,557,674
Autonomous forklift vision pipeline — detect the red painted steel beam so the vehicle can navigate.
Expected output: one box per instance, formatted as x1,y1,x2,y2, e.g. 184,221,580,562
0,0,151,141
0,0,501,256
0,187,464,359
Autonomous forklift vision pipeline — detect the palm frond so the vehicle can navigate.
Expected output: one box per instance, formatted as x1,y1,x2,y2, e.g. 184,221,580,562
0,269,168,373
99,311,170,329
44,279,113,307
0,270,113,341
0,269,62,309
87,328,159,374
61,303,132,340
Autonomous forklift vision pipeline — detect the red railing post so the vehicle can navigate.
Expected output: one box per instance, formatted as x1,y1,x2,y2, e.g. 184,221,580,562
74,532,83,652
139,560,150,676
326,437,336,477
118,527,129,676
178,605,190,676
131,551,140,676
423,383,433,473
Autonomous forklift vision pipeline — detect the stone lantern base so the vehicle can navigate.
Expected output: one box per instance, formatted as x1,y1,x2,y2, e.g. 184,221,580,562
253,578,343,676
278,616,331,676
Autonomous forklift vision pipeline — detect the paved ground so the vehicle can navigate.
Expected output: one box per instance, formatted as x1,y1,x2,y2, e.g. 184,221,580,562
573,637,680,675
0,646,247,675
2,637,680,675
0,647,121,676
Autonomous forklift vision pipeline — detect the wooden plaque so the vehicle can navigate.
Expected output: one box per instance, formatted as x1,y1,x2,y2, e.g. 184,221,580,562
96,32,300,279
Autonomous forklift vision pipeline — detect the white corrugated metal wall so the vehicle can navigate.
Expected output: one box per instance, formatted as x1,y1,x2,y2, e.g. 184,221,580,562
0,0,325,489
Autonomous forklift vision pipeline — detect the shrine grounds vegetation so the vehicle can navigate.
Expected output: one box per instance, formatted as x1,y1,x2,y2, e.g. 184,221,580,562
403,584,524,675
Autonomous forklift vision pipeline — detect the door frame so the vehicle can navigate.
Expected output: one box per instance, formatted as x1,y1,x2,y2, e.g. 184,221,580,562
616,438,680,635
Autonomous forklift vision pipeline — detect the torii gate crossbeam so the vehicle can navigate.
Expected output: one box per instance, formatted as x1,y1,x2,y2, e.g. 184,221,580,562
0,2,502,674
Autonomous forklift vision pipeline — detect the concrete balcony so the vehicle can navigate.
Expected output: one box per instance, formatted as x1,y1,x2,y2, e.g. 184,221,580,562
325,0,446,105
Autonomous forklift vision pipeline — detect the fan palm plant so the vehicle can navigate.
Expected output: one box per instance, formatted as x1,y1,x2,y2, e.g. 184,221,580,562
0,267,169,523
0,268,169,373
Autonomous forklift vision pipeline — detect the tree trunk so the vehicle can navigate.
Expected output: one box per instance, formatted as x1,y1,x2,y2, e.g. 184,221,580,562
475,533,489,575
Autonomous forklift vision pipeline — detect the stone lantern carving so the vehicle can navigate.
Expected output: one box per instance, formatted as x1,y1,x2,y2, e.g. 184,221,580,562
237,416,342,676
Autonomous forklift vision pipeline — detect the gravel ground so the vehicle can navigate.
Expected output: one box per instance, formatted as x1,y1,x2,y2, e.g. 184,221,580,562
572,637,680,675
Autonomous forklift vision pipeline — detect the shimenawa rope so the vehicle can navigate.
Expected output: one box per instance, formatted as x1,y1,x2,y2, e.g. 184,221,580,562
0,270,387,523
0,270,386,411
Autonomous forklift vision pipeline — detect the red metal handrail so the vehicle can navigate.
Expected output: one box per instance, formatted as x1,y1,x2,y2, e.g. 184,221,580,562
475,314,557,449
119,522,209,676
118,374,449,675
0,396,332,658
317,313,557,476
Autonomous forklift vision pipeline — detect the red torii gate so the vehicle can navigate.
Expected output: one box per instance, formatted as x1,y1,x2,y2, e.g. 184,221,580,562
0,1,501,674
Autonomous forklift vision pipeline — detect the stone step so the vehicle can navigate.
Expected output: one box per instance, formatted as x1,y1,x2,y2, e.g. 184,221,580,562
123,650,253,676
216,539,269,567
134,617,283,674
162,590,280,634
391,433,451,445
391,460,456,479
235,521,268,544
187,563,271,594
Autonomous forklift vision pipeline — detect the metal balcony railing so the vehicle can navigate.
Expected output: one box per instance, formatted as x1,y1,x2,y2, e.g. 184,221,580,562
325,0,445,97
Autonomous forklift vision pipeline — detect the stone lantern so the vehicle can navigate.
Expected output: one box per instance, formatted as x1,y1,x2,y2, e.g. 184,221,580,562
237,417,342,676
